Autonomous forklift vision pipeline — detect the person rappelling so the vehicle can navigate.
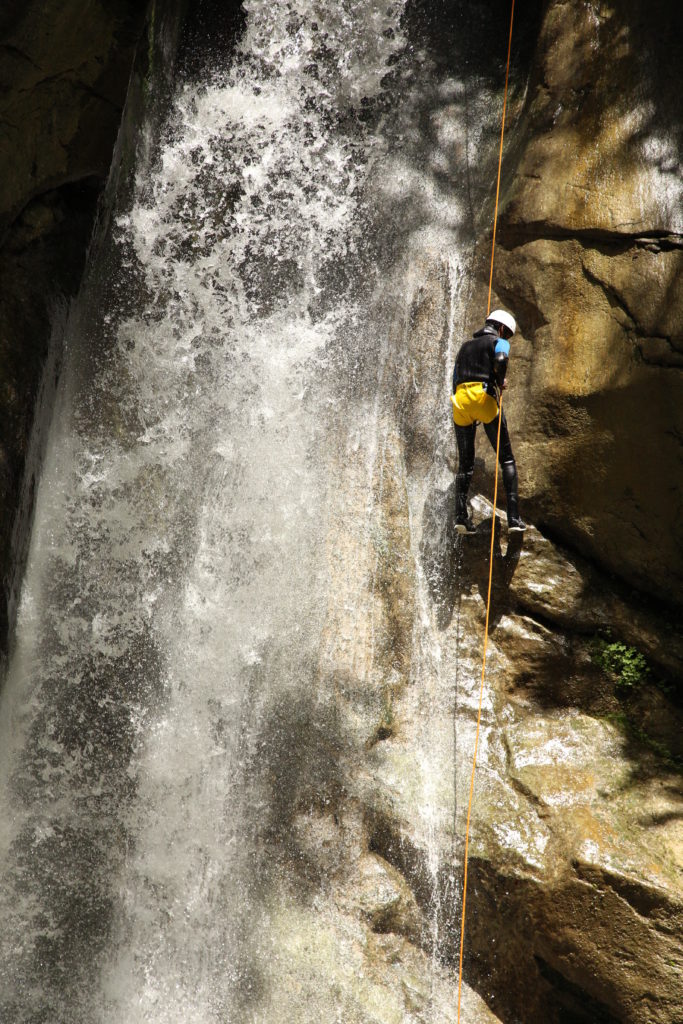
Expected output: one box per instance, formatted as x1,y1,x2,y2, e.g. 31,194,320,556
451,309,526,535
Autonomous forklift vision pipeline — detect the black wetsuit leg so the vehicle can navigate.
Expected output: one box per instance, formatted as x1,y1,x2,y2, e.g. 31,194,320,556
454,422,477,521
483,411,520,521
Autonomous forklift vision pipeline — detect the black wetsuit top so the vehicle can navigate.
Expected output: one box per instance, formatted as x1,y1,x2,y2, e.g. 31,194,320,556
452,325,509,396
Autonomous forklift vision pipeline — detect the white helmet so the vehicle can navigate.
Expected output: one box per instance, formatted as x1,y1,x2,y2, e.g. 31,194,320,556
486,309,516,336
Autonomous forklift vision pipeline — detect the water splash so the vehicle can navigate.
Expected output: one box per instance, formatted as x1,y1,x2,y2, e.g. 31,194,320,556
0,3,411,1022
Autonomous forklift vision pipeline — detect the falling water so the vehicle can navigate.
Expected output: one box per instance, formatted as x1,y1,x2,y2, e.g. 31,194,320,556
0,3,411,1021
0,2,512,1022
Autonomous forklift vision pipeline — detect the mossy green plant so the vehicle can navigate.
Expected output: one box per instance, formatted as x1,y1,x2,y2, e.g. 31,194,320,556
592,635,682,771
591,635,651,693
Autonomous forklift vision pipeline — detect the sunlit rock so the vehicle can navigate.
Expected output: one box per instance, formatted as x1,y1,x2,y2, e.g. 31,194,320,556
465,0,683,603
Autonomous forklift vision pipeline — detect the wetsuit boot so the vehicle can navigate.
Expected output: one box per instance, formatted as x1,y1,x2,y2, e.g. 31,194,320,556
502,459,526,532
454,469,476,534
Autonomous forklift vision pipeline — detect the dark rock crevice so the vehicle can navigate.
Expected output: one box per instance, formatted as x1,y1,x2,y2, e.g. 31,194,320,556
366,807,448,928
534,956,622,1024
500,729,549,815
498,225,683,252
571,860,683,935
580,262,680,346
0,42,43,70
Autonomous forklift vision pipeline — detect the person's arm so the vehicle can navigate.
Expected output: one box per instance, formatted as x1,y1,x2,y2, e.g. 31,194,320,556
493,338,510,389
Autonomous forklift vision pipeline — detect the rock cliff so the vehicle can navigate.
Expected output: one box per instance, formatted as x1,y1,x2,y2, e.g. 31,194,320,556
295,242,682,1022
0,0,151,654
470,0,683,606
0,1,680,1022
281,2,683,1020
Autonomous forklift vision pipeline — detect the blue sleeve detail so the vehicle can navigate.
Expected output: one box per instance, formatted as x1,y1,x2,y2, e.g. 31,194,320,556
494,338,510,357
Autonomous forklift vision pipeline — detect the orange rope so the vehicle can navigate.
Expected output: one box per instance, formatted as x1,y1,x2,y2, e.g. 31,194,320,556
487,0,516,317
456,1,515,1019
455,395,503,1023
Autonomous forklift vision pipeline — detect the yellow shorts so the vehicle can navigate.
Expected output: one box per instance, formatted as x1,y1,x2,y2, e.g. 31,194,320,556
451,382,499,427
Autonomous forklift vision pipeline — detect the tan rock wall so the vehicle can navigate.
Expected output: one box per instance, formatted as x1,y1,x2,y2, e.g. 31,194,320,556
466,0,683,604
503,0,683,238
307,232,683,1022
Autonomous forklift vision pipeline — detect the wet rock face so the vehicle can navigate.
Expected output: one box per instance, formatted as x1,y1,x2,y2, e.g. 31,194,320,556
0,0,149,653
329,447,682,1023
308,240,682,1022
255,3,683,1011
470,0,683,605
503,0,682,239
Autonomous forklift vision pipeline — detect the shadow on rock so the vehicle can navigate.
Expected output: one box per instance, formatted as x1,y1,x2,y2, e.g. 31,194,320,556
247,683,352,888
421,482,524,630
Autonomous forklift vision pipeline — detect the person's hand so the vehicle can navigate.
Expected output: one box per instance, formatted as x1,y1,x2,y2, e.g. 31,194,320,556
501,377,508,390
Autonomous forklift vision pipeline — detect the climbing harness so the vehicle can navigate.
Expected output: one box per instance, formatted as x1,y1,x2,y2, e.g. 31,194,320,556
456,2,515,1021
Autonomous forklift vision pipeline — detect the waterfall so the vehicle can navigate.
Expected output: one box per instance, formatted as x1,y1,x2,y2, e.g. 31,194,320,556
0,2,506,1021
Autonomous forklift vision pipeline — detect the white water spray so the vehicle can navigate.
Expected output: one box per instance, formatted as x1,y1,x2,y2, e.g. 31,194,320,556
0,2,508,1020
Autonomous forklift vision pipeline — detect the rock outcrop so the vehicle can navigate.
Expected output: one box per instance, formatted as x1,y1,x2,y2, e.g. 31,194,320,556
297,239,682,1022
302,383,682,1023
466,0,683,606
